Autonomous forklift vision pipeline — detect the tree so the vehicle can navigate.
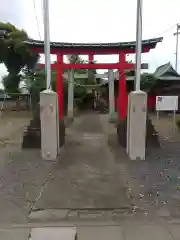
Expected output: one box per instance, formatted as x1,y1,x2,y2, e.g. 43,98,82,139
67,55,87,74
0,22,39,93
2,74,21,93
140,73,157,91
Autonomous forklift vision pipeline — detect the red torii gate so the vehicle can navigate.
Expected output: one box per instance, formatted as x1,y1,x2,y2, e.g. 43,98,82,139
39,57,134,120
25,38,162,120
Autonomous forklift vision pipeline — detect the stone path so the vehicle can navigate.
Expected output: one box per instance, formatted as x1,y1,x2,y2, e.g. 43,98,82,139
1,222,180,240
33,113,131,210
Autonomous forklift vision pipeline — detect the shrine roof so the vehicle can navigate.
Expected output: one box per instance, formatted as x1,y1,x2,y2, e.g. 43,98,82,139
24,37,163,50
154,62,180,80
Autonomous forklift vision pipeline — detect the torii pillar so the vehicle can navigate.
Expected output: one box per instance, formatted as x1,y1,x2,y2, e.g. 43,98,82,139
108,69,115,122
67,69,74,120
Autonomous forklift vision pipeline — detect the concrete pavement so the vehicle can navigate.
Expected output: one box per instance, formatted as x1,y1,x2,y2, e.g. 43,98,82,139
0,222,180,239
33,113,131,210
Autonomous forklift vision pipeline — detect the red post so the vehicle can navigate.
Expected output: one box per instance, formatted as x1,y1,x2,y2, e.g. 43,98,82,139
57,54,64,120
118,53,128,120
89,54,94,62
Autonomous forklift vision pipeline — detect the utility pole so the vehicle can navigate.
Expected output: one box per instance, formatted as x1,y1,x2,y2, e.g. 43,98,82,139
126,0,147,161
41,0,59,160
174,23,180,72
43,0,51,89
135,0,143,90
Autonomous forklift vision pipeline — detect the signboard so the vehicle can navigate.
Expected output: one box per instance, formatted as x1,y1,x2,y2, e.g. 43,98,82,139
156,96,178,111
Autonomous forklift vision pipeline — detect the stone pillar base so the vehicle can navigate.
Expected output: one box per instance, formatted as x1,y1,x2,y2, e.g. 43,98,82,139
22,119,65,149
22,101,65,149
22,119,41,149
22,103,41,149
65,117,74,126
108,112,117,123
117,116,160,149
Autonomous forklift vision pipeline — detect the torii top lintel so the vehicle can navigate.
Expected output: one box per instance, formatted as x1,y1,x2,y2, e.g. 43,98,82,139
25,37,163,55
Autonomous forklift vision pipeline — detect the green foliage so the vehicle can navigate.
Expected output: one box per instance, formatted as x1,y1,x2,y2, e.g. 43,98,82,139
140,73,157,91
0,22,39,93
2,74,21,94
67,55,87,74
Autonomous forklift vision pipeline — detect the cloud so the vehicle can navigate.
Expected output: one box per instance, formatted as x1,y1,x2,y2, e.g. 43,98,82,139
0,0,180,77
0,0,26,28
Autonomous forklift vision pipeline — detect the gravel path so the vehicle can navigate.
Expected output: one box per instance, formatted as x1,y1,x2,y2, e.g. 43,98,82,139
0,113,57,223
101,114,180,220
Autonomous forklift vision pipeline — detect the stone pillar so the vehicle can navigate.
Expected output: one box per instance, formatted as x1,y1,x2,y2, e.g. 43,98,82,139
56,53,64,120
108,69,115,122
67,70,74,120
127,90,147,160
118,53,128,120
40,89,59,160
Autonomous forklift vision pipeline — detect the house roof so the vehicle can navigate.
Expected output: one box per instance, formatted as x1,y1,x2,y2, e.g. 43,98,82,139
154,62,180,80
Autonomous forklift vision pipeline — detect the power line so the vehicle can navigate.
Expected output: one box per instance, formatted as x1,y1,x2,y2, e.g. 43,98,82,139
138,3,175,40
41,0,44,24
32,0,42,40
152,24,177,39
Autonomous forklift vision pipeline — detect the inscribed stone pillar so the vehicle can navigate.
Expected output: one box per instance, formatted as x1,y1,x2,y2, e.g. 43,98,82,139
67,70,74,119
40,89,59,160
108,69,115,122
127,90,147,160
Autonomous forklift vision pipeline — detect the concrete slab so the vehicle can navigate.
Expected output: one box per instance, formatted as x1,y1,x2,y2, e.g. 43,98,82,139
28,209,69,221
0,229,30,240
0,195,27,223
77,226,124,240
123,224,173,240
33,114,130,210
168,224,180,240
30,227,76,240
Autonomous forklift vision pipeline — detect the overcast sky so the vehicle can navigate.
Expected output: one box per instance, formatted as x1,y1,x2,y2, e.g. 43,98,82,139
0,0,180,78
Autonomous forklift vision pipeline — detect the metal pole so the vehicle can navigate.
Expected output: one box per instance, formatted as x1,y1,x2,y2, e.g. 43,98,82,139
135,0,143,91
174,24,180,72
43,0,51,89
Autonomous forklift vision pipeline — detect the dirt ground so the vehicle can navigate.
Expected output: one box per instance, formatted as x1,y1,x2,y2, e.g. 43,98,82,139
0,111,31,150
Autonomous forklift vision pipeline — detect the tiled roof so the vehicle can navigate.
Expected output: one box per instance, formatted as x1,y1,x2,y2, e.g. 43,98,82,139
154,62,180,79
154,62,171,77
24,37,163,50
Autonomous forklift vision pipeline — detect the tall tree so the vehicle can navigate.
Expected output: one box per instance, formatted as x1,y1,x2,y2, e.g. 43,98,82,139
0,22,39,93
